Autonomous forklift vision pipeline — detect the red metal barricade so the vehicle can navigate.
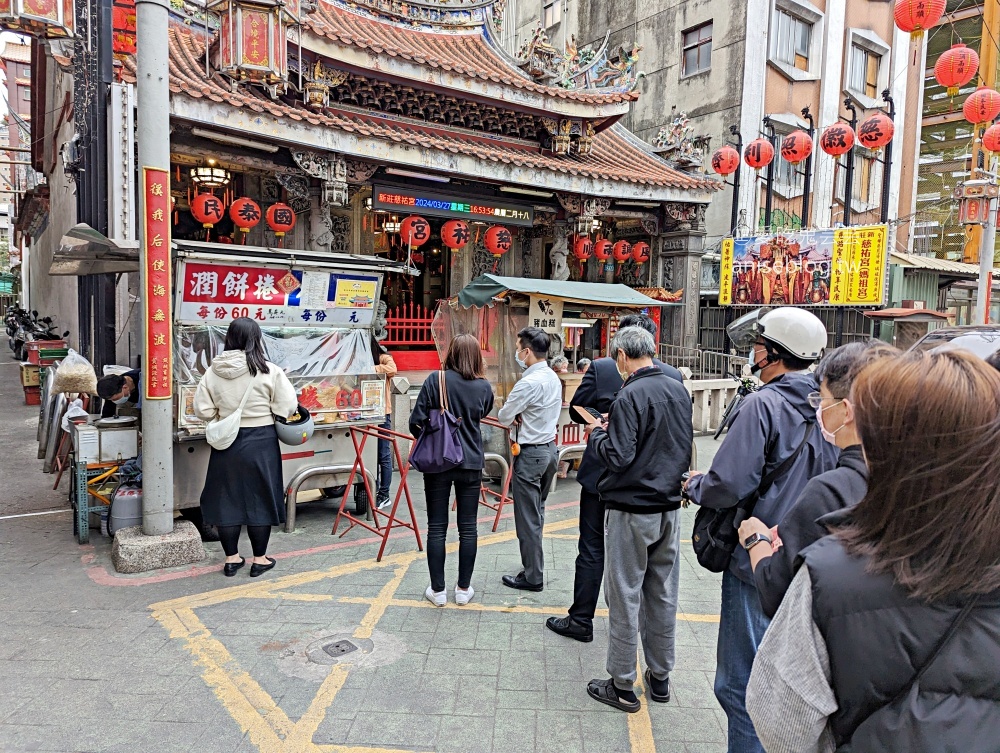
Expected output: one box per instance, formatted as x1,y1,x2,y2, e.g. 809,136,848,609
331,424,422,561
478,418,515,532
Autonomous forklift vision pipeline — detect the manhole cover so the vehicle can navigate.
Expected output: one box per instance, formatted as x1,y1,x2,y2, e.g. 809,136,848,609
322,639,358,658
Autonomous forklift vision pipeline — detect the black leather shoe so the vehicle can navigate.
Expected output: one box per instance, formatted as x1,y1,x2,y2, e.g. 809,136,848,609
249,556,276,577
223,558,245,577
502,572,543,592
545,616,593,642
644,669,671,703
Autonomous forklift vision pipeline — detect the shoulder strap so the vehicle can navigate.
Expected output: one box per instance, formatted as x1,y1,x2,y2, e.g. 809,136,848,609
237,375,255,411
437,370,449,413
735,421,815,526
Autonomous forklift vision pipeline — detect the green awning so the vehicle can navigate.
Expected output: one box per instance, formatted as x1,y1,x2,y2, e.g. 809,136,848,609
457,275,672,308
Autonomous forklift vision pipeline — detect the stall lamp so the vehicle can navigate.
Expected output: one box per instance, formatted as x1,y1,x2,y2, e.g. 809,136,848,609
190,165,232,188
384,222,401,233
385,167,451,183
365,197,373,210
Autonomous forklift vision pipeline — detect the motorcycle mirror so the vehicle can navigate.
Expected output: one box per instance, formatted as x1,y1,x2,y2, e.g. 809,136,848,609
42,317,52,324
62,331,70,338
31,310,38,317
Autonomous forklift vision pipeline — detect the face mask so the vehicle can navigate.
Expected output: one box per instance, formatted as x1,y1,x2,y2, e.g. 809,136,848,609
749,347,767,375
112,394,130,405
816,401,844,444
514,349,527,370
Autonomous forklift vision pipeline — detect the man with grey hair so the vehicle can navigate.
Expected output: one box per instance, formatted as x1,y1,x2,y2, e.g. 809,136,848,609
579,326,693,712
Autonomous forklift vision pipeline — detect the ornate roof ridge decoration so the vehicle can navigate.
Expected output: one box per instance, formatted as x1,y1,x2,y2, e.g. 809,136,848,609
323,0,491,30
514,25,643,93
651,108,712,172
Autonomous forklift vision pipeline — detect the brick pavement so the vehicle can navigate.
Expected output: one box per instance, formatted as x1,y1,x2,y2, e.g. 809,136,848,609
0,364,727,753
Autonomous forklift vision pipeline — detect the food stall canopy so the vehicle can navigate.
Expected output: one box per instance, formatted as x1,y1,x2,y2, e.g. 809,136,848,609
50,224,140,276
457,275,675,309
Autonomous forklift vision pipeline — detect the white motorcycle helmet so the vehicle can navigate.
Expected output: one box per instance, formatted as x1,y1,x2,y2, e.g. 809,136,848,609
727,307,827,361
273,403,315,446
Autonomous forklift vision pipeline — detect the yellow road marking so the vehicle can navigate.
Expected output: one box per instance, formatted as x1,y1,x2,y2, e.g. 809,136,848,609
284,665,350,753
354,565,409,640
544,533,580,540
628,662,657,753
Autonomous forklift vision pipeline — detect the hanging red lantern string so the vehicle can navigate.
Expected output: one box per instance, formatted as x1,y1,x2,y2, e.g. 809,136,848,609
857,112,894,151
894,0,946,39
779,130,813,164
819,123,856,157
963,87,1000,127
935,44,979,97
612,240,632,265
399,215,431,249
710,145,740,176
573,235,593,261
983,123,1000,155
441,219,470,267
484,225,513,272
593,238,612,263
190,192,226,241
631,241,650,264
229,197,261,240
743,138,774,171
265,202,296,248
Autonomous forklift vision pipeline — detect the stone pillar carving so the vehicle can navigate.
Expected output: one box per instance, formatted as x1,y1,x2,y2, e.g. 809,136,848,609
658,230,705,348
291,150,349,207
550,224,569,281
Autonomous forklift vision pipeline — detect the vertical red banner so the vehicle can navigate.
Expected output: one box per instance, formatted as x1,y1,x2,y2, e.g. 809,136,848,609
143,167,172,400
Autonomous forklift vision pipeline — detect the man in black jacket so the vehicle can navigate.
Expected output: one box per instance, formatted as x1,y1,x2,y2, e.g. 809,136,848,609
546,314,682,643
581,326,693,713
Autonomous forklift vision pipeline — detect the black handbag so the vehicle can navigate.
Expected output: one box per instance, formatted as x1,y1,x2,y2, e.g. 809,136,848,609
692,422,815,573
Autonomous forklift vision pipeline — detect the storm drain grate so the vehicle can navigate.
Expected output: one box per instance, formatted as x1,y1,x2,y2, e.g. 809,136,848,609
322,639,358,658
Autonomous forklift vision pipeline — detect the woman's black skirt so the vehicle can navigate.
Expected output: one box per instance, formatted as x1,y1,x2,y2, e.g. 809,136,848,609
200,424,285,527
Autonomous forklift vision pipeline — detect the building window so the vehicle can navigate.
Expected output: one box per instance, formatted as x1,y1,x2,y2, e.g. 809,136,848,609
773,9,811,71
22,66,29,77
682,22,713,76
775,149,805,196
542,0,561,28
836,153,877,208
849,44,880,99
22,88,30,102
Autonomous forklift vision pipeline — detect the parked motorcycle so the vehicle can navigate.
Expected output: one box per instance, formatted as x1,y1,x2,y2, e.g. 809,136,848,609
8,308,68,360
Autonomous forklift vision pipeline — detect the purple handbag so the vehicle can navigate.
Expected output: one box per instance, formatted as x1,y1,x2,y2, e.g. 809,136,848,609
408,370,464,473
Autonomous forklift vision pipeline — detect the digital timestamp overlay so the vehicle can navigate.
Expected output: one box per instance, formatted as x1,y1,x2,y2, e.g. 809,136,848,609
373,186,534,226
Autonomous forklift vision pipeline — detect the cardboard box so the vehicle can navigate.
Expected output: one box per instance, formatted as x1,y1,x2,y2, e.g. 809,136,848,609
20,362,40,387
559,373,583,405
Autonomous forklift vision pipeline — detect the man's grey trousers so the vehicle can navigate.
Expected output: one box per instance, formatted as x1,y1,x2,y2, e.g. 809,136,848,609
510,442,558,585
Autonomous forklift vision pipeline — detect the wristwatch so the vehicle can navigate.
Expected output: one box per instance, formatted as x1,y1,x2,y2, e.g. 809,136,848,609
742,531,772,551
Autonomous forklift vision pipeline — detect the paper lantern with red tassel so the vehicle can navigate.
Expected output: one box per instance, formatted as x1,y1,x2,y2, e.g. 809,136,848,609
857,112,894,151
710,146,740,176
935,44,979,97
484,226,513,258
894,0,945,38
744,138,774,171
779,131,813,164
399,215,431,247
190,192,225,229
819,123,856,157
593,239,612,262
440,219,471,250
574,235,593,261
983,123,1000,154
229,197,261,235
612,240,632,264
631,242,650,264
963,87,1000,127
266,203,296,238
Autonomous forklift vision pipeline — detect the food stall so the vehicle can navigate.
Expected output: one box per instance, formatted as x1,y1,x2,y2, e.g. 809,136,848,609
435,275,676,470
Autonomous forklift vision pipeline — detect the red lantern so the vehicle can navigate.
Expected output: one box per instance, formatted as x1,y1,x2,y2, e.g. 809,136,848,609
593,238,612,262
574,235,593,261
612,240,632,264
484,226,513,258
744,138,774,170
399,215,431,247
983,123,1000,154
894,0,945,38
440,219,470,250
819,123,856,157
631,241,650,264
710,145,740,176
190,192,225,229
779,130,813,164
935,44,979,97
229,197,261,235
265,202,296,237
857,112,894,151
963,87,1000,127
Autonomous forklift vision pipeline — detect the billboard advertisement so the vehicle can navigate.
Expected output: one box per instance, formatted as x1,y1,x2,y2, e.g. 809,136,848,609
719,225,888,307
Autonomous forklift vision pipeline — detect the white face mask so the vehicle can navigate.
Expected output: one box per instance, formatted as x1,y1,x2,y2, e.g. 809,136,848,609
112,394,130,405
816,400,845,444
514,348,527,370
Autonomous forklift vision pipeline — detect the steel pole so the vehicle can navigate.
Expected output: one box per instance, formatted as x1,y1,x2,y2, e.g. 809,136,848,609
136,0,174,535
842,98,857,228
880,91,895,225
730,126,743,235
763,118,776,232
977,196,997,324
801,106,814,228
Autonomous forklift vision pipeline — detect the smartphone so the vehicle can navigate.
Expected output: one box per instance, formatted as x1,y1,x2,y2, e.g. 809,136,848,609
582,407,604,421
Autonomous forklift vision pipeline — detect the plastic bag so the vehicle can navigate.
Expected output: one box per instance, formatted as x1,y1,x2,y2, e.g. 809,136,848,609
52,349,98,395
61,398,88,432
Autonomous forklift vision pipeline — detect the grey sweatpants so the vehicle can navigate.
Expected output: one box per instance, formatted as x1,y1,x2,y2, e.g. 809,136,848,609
510,442,558,585
604,507,682,691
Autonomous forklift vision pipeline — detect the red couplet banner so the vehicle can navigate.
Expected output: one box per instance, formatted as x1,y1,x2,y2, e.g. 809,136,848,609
143,167,172,400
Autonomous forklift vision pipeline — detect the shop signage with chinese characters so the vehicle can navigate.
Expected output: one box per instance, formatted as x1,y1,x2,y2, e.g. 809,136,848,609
719,225,888,307
175,260,382,327
528,295,564,334
372,185,534,226
143,167,172,399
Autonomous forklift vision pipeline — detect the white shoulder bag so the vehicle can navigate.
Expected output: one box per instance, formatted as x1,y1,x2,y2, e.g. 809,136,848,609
204,377,255,451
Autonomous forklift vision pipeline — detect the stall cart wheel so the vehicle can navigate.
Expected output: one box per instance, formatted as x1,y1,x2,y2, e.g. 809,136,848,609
354,484,369,517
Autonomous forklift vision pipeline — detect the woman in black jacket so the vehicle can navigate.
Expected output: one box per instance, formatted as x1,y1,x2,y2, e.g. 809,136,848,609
738,340,899,617
409,334,494,608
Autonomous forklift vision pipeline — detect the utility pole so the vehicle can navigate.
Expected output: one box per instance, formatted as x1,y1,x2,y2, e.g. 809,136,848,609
136,0,174,536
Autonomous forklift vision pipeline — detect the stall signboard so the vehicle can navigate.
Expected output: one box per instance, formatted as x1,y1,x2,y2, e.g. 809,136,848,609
528,295,563,334
372,184,534,227
175,260,382,327
143,167,172,399
719,225,888,307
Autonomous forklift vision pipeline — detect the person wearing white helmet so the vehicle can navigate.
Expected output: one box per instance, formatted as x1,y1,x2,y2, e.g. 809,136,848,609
683,306,837,753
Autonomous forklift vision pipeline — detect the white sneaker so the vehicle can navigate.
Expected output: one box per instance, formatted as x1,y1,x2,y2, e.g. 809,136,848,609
424,585,446,607
454,586,475,606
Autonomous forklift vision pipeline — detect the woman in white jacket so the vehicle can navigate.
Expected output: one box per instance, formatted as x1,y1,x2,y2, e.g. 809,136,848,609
194,318,297,577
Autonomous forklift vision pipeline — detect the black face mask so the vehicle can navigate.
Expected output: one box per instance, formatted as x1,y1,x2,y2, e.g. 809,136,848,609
750,348,770,375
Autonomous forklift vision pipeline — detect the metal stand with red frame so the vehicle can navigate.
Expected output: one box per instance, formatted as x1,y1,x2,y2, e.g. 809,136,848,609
477,418,515,532
331,424,422,561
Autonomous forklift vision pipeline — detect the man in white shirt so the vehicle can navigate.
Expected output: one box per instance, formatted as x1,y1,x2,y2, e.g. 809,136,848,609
497,326,563,591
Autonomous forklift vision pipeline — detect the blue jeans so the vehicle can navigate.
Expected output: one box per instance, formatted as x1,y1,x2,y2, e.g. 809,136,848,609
714,570,771,753
377,414,392,497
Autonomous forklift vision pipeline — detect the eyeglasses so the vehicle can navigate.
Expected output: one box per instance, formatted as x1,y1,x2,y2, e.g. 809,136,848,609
808,391,844,409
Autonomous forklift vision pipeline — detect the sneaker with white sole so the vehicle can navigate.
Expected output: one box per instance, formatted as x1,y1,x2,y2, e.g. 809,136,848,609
454,586,475,606
424,585,446,607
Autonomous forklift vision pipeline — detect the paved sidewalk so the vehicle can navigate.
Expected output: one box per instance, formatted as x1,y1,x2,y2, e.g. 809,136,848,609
0,363,728,753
